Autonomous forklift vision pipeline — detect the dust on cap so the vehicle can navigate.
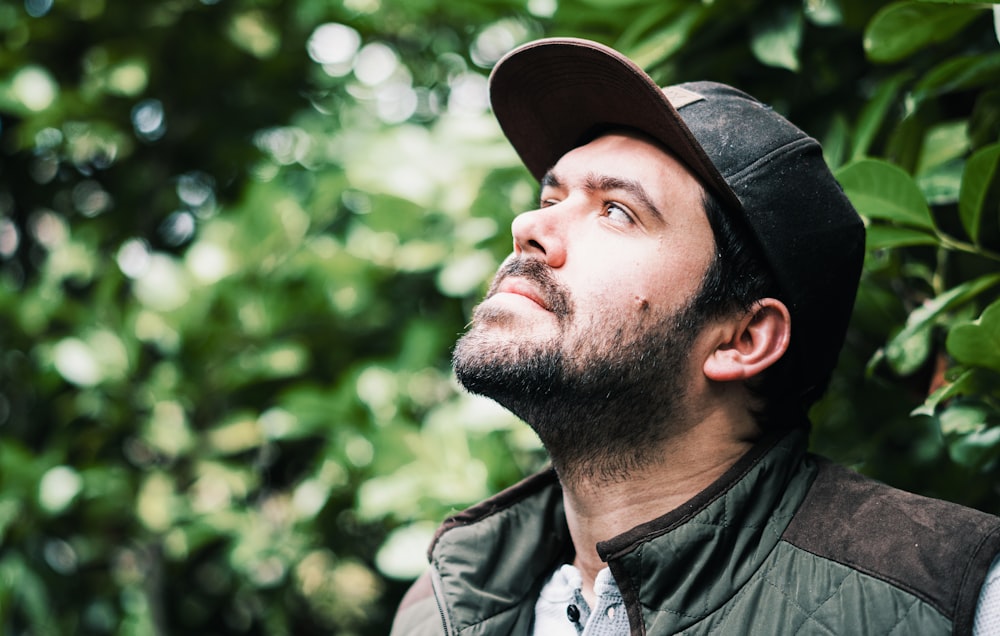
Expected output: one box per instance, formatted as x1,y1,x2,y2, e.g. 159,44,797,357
488,37,865,405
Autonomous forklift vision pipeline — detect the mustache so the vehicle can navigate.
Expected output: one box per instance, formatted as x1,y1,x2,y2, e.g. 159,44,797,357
486,257,572,318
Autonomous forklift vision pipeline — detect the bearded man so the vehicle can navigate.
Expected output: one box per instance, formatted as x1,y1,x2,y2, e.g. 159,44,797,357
390,38,1000,635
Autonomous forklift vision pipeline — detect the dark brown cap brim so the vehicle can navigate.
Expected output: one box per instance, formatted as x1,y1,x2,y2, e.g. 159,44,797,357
488,37,742,212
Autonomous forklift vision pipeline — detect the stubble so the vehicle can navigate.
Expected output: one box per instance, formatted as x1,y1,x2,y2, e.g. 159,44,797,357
453,258,703,484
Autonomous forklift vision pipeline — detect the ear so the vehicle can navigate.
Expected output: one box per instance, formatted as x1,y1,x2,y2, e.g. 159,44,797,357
703,298,791,382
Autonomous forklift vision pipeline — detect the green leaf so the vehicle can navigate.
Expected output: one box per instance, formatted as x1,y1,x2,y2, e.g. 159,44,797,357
912,53,1000,102
917,159,964,205
577,0,654,7
866,225,940,250
947,425,1000,469
616,3,684,52
821,114,851,170
865,2,984,64
947,299,1000,372
959,143,1000,244
970,89,1000,149
938,401,1000,470
939,401,992,435
626,5,704,68
804,0,843,26
750,8,803,72
913,368,980,416
882,273,1000,375
837,159,935,230
917,120,968,176
850,72,911,160
885,320,934,375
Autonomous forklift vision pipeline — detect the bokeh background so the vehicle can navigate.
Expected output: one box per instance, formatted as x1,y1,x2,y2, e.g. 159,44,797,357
1,0,999,634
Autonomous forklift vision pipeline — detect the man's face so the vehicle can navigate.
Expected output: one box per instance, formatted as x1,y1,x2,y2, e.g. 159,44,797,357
453,131,717,479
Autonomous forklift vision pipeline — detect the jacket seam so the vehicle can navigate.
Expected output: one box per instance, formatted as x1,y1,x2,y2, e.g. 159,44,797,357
726,136,816,186
601,427,798,561
429,468,559,555
885,598,925,636
779,537,950,619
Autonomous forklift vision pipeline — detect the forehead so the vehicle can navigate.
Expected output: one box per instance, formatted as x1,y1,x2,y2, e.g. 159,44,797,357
549,131,708,222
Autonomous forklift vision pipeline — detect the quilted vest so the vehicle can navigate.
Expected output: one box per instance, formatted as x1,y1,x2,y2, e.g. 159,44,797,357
390,427,1000,635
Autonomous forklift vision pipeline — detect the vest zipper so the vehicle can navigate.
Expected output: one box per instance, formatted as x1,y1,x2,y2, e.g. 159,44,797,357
429,566,454,635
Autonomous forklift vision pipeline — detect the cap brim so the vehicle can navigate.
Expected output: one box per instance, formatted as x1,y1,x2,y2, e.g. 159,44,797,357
488,37,741,212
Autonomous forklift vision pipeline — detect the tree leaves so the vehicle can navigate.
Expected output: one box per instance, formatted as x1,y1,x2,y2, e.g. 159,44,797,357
865,2,985,63
3,0,1000,633
750,7,803,71
881,274,1000,375
959,143,1000,244
837,158,935,230
948,299,1000,373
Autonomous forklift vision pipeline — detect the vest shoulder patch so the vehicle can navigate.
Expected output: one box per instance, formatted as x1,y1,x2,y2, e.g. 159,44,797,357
782,457,1000,632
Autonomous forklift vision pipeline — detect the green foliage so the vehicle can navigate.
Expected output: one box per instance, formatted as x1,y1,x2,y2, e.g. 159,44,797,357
0,0,998,634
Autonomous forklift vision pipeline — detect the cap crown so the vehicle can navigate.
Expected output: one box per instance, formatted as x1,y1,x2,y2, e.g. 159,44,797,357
489,38,865,404
672,81,864,402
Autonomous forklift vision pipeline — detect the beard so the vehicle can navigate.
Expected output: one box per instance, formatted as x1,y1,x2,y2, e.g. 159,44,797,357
452,257,705,484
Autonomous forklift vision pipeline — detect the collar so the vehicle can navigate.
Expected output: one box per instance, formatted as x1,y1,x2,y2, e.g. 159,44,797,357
428,425,814,634
602,426,815,632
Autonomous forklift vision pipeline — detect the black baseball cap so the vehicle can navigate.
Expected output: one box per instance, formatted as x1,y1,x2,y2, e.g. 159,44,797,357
488,37,865,405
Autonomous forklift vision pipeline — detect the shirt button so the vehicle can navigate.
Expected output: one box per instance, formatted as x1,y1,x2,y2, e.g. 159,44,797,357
567,604,581,623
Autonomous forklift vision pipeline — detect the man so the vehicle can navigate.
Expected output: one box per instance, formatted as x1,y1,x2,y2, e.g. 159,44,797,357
391,38,1000,635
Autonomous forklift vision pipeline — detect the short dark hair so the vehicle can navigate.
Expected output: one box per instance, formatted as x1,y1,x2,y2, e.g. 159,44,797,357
691,190,803,427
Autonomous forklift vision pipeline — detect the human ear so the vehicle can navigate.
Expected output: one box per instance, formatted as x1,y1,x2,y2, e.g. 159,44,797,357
702,298,791,382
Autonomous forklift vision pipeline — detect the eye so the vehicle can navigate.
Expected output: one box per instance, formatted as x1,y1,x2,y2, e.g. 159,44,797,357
604,202,634,225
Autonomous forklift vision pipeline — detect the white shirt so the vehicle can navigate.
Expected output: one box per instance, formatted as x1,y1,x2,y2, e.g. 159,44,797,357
534,557,1000,635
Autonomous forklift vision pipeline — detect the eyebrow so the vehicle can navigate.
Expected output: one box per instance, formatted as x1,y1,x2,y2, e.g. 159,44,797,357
540,170,664,222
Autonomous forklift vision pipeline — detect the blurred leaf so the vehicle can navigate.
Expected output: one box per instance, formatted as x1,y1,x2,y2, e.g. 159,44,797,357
947,425,1000,469
912,52,1000,102
850,72,910,161
804,0,843,26
947,299,1000,372
865,2,983,64
3,0,1000,633
913,368,983,416
866,225,939,250
821,113,851,169
578,0,652,6
882,273,1000,375
885,320,933,376
970,89,1000,149
0,555,57,634
626,5,704,68
939,401,1000,470
616,3,685,53
837,159,935,230
750,7,803,71
939,402,989,436
917,120,968,176
959,143,1000,244
917,159,964,205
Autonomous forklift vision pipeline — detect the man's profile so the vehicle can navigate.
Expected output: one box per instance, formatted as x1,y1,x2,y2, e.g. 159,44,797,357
390,37,1000,635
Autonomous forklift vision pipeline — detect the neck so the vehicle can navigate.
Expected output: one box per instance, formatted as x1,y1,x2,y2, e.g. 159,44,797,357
557,399,760,607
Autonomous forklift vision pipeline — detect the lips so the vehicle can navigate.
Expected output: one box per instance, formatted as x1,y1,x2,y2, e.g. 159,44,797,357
493,277,550,310
484,257,571,318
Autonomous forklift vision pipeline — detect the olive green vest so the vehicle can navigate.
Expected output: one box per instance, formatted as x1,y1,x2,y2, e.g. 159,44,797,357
391,428,1000,635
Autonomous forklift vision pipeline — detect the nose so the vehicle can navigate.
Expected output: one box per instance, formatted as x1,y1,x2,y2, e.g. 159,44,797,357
511,206,567,268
